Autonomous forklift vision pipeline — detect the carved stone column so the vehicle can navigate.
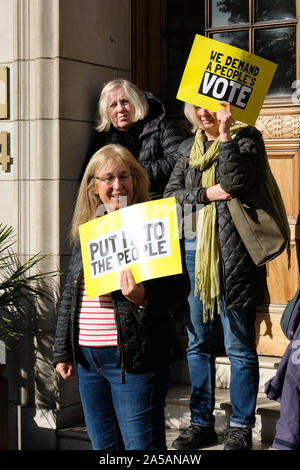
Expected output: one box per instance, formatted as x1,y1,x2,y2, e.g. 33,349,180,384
0,0,132,449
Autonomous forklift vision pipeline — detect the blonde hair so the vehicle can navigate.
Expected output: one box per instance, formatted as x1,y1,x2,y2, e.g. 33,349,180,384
96,79,149,132
70,144,150,243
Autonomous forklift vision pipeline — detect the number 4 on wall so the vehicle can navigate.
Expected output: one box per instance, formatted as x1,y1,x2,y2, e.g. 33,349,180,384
0,131,10,171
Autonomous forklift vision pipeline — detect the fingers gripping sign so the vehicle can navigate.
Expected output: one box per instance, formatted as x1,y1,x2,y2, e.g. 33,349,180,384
120,268,146,306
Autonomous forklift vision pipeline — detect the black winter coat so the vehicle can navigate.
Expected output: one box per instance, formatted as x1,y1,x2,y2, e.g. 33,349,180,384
82,92,184,200
53,244,190,375
164,126,267,310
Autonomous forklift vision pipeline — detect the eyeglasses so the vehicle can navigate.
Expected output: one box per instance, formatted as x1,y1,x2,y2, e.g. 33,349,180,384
94,173,134,186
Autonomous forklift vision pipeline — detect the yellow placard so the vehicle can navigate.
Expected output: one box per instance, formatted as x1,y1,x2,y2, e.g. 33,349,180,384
177,35,277,125
79,198,182,299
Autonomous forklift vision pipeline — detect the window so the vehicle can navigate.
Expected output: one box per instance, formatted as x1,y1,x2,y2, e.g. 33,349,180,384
152,0,298,117
207,0,297,97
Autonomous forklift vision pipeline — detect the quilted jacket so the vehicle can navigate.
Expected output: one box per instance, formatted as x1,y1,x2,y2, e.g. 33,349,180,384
82,92,184,200
53,244,190,376
164,126,267,310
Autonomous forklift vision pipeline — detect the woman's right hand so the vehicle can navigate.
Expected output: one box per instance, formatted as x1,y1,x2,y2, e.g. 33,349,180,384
205,184,233,202
55,362,74,380
120,268,146,306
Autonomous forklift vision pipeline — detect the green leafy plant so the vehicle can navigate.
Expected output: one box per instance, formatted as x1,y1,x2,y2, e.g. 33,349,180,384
0,223,60,349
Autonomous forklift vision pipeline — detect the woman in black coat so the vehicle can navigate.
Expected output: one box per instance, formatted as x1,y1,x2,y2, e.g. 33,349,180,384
82,79,184,200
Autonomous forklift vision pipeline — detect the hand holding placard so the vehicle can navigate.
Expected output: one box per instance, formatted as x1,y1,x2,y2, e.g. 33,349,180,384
120,268,146,306
216,101,233,141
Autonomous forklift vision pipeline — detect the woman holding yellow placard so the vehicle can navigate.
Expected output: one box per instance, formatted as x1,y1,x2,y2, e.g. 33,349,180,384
53,144,190,450
164,102,289,450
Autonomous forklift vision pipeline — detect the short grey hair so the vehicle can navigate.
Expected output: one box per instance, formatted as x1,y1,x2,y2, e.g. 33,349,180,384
95,79,149,132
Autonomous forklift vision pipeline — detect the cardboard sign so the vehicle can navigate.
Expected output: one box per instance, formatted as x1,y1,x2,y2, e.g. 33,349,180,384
177,35,277,125
79,198,182,299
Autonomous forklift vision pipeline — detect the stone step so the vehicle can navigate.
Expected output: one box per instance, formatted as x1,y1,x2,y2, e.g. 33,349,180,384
57,384,280,450
165,384,280,444
56,356,281,450
170,355,281,393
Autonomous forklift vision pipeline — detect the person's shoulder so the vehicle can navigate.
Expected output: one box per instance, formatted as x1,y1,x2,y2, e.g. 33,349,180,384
234,125,266,158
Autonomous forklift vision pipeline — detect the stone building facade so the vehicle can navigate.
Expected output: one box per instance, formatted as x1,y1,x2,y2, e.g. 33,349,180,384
1,0,299,450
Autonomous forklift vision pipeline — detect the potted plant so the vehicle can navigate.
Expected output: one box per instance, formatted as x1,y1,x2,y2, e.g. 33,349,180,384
0,223,60,349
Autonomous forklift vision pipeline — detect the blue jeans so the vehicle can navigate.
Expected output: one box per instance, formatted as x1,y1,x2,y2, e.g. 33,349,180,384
77,346,169,450
184,237,259,428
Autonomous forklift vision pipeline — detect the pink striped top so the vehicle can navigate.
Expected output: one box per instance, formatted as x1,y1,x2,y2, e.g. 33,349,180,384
77,278,118,347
